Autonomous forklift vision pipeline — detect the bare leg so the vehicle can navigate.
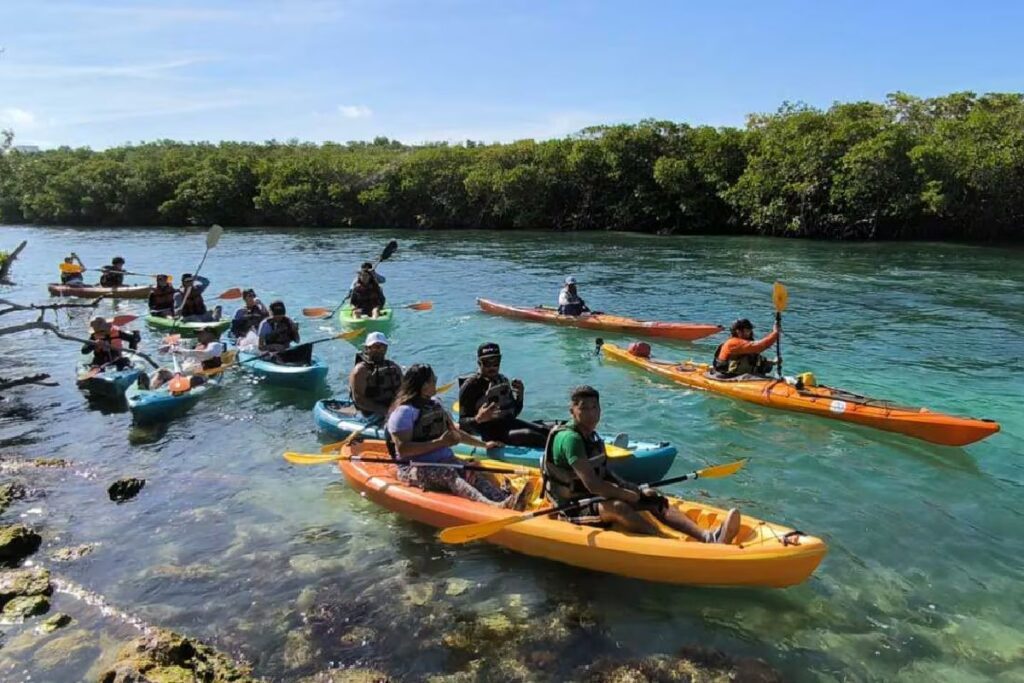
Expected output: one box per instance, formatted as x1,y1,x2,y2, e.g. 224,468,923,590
656,507,741,544
598,500,663,535
371,306,380,319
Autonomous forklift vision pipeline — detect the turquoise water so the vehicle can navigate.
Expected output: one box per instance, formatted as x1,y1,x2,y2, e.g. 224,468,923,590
1,226,1022,681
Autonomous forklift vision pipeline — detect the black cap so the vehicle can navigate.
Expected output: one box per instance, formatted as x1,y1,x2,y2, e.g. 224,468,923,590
112,256,125,264
361,262,374,270
269,300,286,315
730,318,754,334
477,342,501,359
182,273,193,282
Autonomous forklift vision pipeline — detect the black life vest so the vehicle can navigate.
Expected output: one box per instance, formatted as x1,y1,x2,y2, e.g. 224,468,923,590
354,354,402,408
262,317,296,347
201,354,223,371
712,342,768,377
99,268,125,287
149,285,175,314
473,372,518,420
409,398,449,442
350,281,385,312
179,287,206,317
541,423,609,502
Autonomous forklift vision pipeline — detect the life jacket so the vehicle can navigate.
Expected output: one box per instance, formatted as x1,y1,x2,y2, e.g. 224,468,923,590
409,397,449,443
99,268,125,287
101,325,124,351
558,287,585,316
712,341,769,377
541,423,609,502
468,372,518,420
149,285,175,314
179,287,207,317
353,354,402,409
262,317,296,347
350,281,385,312
201,353,223,371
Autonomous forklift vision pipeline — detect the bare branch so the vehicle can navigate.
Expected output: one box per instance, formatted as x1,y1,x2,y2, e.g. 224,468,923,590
0,320,160,368
0,374,58,391
0,240,27,284
0,294,108,317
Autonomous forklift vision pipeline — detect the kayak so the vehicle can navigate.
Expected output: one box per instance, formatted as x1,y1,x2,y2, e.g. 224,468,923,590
126,351,236,424
145,315,231,337
48,283,151,299
338,305,393,332
335,441,827,588
477,298,722,341
76,363,143,399
237,350,329,390
601,342,1001,447
313,398,678,483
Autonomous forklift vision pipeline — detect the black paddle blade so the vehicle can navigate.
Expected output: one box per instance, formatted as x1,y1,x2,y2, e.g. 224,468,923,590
379,240,399,262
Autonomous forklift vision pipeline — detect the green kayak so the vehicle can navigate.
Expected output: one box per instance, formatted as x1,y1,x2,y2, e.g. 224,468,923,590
145,315,231,337
338,305,393,332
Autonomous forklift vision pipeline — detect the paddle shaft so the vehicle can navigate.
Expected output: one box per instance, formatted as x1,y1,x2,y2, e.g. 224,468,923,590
775,312,783,379
237,333,343,366
326,241,397,319
329,454,528,474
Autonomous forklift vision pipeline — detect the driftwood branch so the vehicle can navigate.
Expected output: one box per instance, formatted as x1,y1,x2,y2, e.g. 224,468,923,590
0,374,58,391
0,240,27,284
0,295,108,319
0,320,161,368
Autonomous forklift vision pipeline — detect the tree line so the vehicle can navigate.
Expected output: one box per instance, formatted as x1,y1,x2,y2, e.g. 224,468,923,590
1,91,1021,240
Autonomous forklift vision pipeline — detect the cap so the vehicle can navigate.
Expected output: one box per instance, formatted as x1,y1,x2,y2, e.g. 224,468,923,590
365,331,389,347
730,318,754,334
564,276,577,285
477,342,501,359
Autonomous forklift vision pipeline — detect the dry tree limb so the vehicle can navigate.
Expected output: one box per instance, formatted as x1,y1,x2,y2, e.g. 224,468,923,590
0,374,58,391
0,295,108,319
0,320,160,368
0,240,27,284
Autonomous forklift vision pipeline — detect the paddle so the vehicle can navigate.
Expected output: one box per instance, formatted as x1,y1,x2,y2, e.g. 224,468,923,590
109,315,138,326
302,239,399,319
303,300,432,318
772,282,788,379
174,224,223,319
438,459,748,545
235,330,361,366
216,288,243,300
87,269,170,281
283,450,534,475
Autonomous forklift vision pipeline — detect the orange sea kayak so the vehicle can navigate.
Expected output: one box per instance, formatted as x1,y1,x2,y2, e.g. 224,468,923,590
337,441,827,588
601,342,1000,447
477,298,722,341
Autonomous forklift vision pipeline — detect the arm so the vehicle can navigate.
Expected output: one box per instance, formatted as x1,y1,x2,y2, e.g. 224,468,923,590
290,320,300,344
571,456,640,503
194,275,210,294
350,365,391,416
457,378,487,431
390,426,459,458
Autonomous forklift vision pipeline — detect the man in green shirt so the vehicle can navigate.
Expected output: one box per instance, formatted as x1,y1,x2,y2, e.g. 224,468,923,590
543,385,741,543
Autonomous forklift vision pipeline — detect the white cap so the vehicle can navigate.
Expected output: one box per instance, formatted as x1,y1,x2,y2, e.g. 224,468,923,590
565,275,577,285
364,331,389,347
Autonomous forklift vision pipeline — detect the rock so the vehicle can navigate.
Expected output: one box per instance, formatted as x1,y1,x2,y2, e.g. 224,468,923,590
98,626,253,682
577,651,785,683
0,566,51,603
0,523,42,565
50,543,98,562
32,458,70,468
402,582,435,607
2,593,49,619
339,626,376,647
284,628,316,670
296,586,318,612
297,669,392,683
38,611,72,633
444,578,473,596
477,612,516,639
288,553,348,575
31,628,100,672
0,481,27,513
148,563,217,581
108,477,146,502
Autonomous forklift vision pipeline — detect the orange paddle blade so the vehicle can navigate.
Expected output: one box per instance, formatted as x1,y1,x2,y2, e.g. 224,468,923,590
168,375,191,395
407,301,432,311
161,334,182,345
110,315,137,326
302,307,331,318
217,288,243,300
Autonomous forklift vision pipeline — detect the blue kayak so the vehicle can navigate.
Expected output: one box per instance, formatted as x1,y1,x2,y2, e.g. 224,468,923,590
236,349,328,390
76,363,143,399
312,399,678,484
127,378,221,425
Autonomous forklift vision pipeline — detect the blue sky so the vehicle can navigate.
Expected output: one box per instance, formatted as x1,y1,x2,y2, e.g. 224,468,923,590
2,1,1022,148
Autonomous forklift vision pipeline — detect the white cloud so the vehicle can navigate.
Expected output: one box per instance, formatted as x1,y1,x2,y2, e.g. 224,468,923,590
0,107,37,128
338,104,373,119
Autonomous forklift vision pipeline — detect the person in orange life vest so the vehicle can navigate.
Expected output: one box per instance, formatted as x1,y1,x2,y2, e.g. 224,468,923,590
81,317,140,370
148,274,176,317
712,318,780,378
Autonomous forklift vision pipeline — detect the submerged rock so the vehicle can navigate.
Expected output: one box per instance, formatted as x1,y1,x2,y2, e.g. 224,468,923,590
0,566,51,603
0,523,42,565
50,542,98,562
0,481,27,513
98,626,253,682
577,651,784,683
30,628,100,673
284,628,316,670
108,477,146,502
298,668,392,683
2,593,49,620
38,611,72,633
444,578,473,597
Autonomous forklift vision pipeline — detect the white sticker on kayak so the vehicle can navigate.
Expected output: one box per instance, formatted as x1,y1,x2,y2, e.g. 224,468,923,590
830,400,847,414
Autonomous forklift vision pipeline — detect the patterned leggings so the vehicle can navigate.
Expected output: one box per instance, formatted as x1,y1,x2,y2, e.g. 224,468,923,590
397,463,508,505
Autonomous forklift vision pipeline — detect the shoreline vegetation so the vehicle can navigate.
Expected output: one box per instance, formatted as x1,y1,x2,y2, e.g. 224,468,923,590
1,91,1022,242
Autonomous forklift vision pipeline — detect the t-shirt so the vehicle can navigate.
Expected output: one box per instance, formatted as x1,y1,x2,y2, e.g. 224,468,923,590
386,400,453,463
550,428,588,470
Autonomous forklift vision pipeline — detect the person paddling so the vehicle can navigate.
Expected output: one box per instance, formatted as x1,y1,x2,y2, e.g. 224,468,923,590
349,265,386,319
458,342,550,448
148,274,176,317
164,327,228,375
557,276,590,316
231,288,269,337
257,301,310,365
387,364,532,509
349,332,402,421
82,317,140,371
176,273,222,323
711,318,780,378
60,254,86,286
98,257,127,287
543,385,741,543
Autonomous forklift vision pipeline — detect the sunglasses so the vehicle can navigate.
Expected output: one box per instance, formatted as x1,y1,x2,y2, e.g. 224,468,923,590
480,357,501,368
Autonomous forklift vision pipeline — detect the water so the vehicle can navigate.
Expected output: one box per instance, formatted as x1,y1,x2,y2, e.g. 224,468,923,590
1,226,1022,681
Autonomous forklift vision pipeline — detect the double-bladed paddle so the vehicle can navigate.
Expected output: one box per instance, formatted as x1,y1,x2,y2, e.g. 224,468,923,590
302,240,400,319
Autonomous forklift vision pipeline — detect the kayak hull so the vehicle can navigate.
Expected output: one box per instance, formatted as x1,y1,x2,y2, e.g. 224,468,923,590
313,399,677,483
145,315,231,337
601,342,1000,447
48,284,151,299
337,442,827,588
477,298,722,341
127,383,211,424
338,305,393,332
237,351,328,390
76,364,143,398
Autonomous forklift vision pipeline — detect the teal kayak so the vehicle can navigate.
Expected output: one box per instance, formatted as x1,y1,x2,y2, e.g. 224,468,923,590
127,376,221,424
145,315,231,337
237,350,329,390
312,399,678,484
338,305,393,332
76,363,143,399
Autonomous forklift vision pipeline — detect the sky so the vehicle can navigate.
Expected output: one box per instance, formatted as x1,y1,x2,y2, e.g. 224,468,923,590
2,1,1023,149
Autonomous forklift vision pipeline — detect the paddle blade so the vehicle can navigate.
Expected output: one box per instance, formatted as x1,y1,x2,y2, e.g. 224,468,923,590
217,288,242,300
772,282,788,313
161,334,182,345
407,301,433,311
283,451,340,465
339,329,363,341
379,240,399,262
698,459,747,479
436,381,454,395
438,516,522,545
168,375,191,394
605,444,634,458
302,307,331,318
451,400,460,413
206,224,224,249
110,315,137,326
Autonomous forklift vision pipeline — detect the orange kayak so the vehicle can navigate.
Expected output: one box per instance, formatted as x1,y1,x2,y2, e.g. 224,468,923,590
477,298,722,341
337,441,827,588
601,342,1000,447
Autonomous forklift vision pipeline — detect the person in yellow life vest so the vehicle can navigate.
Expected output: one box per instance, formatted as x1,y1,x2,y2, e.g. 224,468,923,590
60,253,86,286
349,331,402,421
542,385,741,543
711,318,780,378
98,257,127,287
81,317,140,370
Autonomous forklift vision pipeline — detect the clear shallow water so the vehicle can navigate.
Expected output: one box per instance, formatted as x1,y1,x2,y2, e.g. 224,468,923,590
0,227,1022,681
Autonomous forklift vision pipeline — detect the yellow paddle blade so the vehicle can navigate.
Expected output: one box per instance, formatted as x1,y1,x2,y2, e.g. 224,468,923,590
302,307,331,318
283,451,342,465
436,381,454,395
452,400,460,413
773,282,788,313
698,458,747,479
438,515,527,545
605,444,633,458
339,329,363,341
